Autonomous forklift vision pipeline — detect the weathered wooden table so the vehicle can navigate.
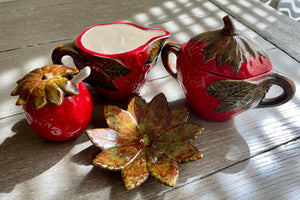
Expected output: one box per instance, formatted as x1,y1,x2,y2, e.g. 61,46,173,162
1,0,299,199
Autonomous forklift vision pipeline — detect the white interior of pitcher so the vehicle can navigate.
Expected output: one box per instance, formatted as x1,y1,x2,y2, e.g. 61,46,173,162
80,23,166,55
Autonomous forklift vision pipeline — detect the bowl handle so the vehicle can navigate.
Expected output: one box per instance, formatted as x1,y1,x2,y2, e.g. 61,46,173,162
257,72,296,108
161,42,182,79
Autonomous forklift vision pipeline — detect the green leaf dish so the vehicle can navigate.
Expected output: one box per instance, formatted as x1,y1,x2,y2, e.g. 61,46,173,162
86,93,204,189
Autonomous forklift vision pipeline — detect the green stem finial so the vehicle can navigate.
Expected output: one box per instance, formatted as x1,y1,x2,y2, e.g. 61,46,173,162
221,15,238,36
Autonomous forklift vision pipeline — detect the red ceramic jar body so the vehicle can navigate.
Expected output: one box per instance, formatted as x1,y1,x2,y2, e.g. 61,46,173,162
23,82,93,141
177,43,272,121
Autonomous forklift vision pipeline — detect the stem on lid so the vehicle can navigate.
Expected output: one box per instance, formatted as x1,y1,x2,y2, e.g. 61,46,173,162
71,66,91,86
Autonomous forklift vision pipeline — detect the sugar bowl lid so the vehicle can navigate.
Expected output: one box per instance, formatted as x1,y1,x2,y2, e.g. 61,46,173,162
185,15,273,79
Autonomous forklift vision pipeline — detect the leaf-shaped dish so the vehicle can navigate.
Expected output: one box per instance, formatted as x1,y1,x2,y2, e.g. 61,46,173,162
86,93,204,189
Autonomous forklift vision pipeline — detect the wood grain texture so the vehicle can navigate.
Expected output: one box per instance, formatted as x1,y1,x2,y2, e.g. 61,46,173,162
155,139,300,200
0,0,221,51
1,0,299,199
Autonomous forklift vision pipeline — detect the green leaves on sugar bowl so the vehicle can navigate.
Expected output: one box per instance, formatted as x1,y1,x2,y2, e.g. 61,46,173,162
206,79,267,113
86,93,204,189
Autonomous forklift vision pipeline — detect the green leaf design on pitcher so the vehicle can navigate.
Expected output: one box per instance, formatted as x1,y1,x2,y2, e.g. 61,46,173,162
206,80,267,113
52,41,132,91
86,55,132,91
145,39,166,64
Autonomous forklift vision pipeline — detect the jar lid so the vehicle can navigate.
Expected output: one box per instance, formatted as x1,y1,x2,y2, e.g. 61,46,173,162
185,15,273,79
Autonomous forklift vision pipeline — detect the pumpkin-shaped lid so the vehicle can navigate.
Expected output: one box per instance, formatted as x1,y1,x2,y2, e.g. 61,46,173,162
185,15,273,79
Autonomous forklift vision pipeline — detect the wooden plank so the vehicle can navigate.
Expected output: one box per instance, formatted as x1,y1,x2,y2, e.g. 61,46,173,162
0,0,221,51
154,139,300,200
267,48,300,84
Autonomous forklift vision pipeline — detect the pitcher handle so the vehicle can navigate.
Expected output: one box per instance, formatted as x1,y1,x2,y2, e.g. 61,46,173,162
161,42,182,79
257,72,296,108
52,41,83,69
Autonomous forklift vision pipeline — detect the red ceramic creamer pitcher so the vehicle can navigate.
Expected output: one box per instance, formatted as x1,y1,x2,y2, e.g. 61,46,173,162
161,15,296,122
52,22,170,100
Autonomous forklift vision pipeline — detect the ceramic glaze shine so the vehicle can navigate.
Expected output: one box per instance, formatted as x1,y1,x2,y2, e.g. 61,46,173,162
81,24,165,54
52,22,170,100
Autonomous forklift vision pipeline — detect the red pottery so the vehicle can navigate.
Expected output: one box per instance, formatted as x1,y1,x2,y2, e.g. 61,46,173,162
52,22,170,100
11,65,93,141
161,15,295,122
